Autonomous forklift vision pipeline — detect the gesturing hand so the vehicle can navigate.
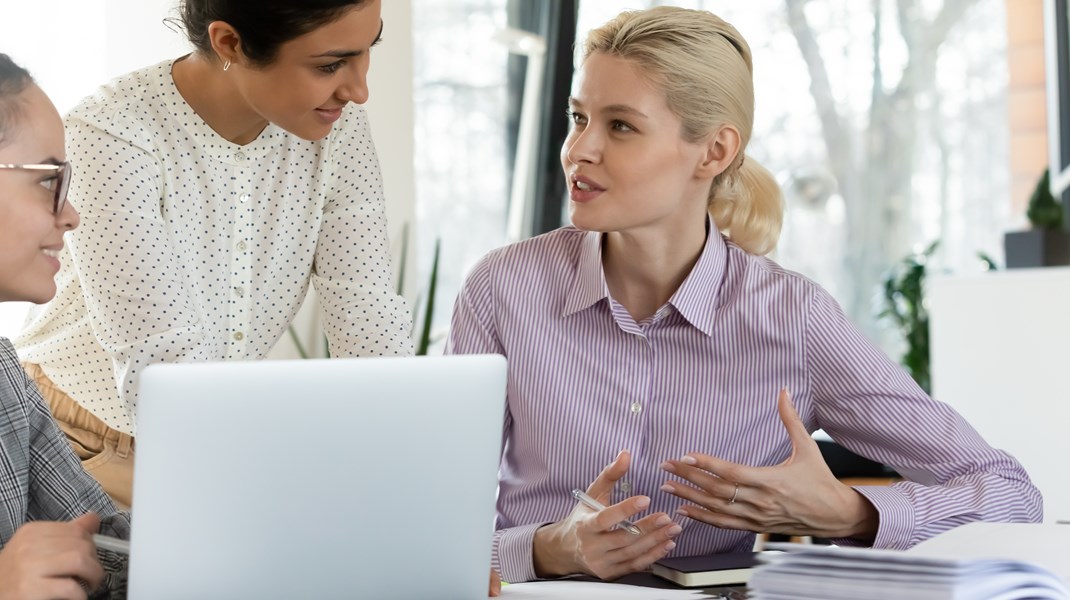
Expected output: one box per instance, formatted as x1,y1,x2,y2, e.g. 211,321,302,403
0,512,105,600
660,390,879,541
533,450,683,580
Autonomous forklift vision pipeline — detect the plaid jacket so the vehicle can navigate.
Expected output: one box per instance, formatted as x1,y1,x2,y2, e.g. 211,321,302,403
0,338,130,599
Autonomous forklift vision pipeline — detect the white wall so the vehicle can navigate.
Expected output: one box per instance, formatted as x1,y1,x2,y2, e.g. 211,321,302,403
0,0,417,353
930,268,1070,523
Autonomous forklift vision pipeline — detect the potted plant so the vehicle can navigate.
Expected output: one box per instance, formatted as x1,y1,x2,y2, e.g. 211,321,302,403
1004,168,1070,268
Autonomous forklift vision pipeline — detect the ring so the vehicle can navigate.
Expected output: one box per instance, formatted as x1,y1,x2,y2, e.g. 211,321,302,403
728,482,739,505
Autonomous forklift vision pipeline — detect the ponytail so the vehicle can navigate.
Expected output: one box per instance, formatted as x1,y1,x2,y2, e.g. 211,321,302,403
709,155,783,256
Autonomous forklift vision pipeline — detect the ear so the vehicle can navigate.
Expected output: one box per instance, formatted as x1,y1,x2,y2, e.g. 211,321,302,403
206,21,244,67
695,125,741,180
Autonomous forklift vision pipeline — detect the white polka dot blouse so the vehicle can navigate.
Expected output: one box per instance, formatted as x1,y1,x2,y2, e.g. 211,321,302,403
16,59,414,436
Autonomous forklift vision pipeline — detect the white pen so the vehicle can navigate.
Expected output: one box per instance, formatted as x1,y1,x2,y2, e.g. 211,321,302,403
571,488,643,536
92,534,131,555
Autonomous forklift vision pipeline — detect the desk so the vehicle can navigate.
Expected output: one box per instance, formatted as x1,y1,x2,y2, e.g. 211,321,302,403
584,572,746,599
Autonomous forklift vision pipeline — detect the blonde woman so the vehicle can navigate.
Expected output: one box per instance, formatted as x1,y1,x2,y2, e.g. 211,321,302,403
446,6,1040,584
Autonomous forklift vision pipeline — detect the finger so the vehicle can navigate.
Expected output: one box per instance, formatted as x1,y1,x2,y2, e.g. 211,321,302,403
604,521,682,575
70,512,100,536
589,495,649,533
777,388,816,461
661,460,737,500
661,478,738,513
663,453,764,492
37,578,89,600
676,503,760,533
48,543,105,590
586,449,631,503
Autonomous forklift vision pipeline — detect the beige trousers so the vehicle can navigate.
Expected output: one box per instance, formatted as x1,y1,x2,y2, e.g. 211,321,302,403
22,362,134,510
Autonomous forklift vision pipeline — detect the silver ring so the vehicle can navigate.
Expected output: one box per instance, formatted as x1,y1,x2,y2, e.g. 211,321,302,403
728,483,739,505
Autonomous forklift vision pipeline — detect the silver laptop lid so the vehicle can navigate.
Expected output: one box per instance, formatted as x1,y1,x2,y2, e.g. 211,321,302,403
128,355,505,600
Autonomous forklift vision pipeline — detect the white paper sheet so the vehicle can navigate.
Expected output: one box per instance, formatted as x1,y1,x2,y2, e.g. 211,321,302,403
499,580,720,599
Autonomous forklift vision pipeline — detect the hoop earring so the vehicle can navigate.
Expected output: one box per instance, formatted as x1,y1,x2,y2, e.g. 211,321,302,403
223,60,231,72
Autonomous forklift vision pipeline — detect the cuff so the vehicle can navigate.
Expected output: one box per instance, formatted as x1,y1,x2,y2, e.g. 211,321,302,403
830,484,915,550
493,522,551,584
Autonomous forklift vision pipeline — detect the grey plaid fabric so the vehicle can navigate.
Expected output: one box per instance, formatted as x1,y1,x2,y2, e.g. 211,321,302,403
0,338,130,598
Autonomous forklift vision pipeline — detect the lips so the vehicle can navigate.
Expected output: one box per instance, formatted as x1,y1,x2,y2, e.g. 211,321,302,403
569,173,605,203
315,106,344,123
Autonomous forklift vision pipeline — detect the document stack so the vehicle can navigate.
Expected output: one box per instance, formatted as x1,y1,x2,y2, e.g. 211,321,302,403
748,523,1070,600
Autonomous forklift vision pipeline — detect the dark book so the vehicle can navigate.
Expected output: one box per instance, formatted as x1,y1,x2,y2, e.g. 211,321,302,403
651,552,759,587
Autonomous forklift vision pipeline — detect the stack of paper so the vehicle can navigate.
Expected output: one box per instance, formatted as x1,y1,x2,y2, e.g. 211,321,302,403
749,523,1070,600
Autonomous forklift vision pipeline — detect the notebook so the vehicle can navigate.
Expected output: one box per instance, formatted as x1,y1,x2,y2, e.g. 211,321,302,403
651,552,759,587
126,355,506,600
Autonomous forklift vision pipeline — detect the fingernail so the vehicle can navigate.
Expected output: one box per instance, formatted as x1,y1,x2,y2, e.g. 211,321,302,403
675,507,689,517
668,525,683,536
635,496,651,509
680,455,697,465
661,461,676,473
665,541,677,551
654,515,672,527
660,483,675,493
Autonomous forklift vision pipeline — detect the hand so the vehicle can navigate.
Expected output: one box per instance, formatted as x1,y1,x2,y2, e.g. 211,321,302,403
0,512,105,600
488,568,501,596
533,450,683,580
660,389,879,540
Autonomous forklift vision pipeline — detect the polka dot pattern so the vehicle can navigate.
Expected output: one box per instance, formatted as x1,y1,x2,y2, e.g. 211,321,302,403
15,59,414,435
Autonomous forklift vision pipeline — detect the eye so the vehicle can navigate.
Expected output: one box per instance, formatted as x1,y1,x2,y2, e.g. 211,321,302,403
566,109,587,126
37,175,58,193
371,37,384,48
611,120,634,133
317,60,346,74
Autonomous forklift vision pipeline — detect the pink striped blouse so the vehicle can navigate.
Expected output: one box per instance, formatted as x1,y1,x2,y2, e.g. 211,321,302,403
445,226,1041,583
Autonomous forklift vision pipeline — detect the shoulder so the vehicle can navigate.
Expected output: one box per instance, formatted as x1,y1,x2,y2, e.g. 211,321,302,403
65,61,175,142
469,227,587,284
722,240,833,314
0,338,30,415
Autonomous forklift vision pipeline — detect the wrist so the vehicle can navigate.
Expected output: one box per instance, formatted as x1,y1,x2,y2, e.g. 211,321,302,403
833,487,879,541
532,522,573,578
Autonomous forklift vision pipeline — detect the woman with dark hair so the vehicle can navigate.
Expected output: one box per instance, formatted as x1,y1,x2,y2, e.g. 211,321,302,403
0,52,128,600
15,0,412,506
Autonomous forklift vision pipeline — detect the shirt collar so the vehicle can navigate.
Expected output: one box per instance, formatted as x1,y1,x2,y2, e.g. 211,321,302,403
562,216,729,336
164,58,285,165
667,216,728,336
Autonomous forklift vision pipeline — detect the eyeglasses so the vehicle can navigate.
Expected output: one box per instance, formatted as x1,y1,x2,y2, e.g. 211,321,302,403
0,161,71,214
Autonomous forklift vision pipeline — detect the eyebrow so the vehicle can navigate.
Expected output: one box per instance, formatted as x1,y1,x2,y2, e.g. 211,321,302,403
311,19,384,59
568,97,649,119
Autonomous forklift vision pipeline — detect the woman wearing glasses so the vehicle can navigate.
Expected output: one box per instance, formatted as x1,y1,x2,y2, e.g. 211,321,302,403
14,0,412,507
0,53,129,600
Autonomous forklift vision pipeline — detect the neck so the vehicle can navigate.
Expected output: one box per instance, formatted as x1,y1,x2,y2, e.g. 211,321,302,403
602,216,708,322
171,54,269,145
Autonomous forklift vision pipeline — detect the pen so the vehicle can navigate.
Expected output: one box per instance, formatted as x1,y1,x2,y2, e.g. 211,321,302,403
92,534,131,555
571,488,642,536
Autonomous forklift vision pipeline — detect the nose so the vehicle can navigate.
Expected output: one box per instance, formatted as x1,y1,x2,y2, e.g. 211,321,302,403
57,198,79,231
337,62,370,105
563,127,600,166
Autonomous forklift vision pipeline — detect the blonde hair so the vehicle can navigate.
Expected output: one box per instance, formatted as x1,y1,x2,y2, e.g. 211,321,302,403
582,6,783,255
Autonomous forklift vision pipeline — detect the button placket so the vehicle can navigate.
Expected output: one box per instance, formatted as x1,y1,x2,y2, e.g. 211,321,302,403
226,167,254,359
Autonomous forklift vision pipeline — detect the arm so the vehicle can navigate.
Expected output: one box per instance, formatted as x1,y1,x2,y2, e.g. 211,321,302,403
804,286,1042,549
314,106,413,358
16,352,129,598
64,115,215,418
444,259,679,583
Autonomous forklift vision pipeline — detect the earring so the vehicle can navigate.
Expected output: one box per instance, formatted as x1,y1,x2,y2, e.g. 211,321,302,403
223,60,231,72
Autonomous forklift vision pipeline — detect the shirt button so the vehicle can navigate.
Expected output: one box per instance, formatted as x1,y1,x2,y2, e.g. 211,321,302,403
620,480,632,494
234,286,245,297
630,402,642,414
234,151,246,162
232,331,245,341
239,193,251,203
236,240,248,252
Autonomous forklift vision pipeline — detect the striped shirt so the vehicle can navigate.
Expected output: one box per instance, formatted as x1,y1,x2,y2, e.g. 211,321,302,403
445,225,1041,583
0,338,130,598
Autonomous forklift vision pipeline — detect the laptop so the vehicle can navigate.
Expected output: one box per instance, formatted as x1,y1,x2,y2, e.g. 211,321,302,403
127,355,506,600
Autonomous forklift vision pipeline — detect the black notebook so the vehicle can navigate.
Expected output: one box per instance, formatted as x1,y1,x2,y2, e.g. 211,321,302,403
651,552,759,587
